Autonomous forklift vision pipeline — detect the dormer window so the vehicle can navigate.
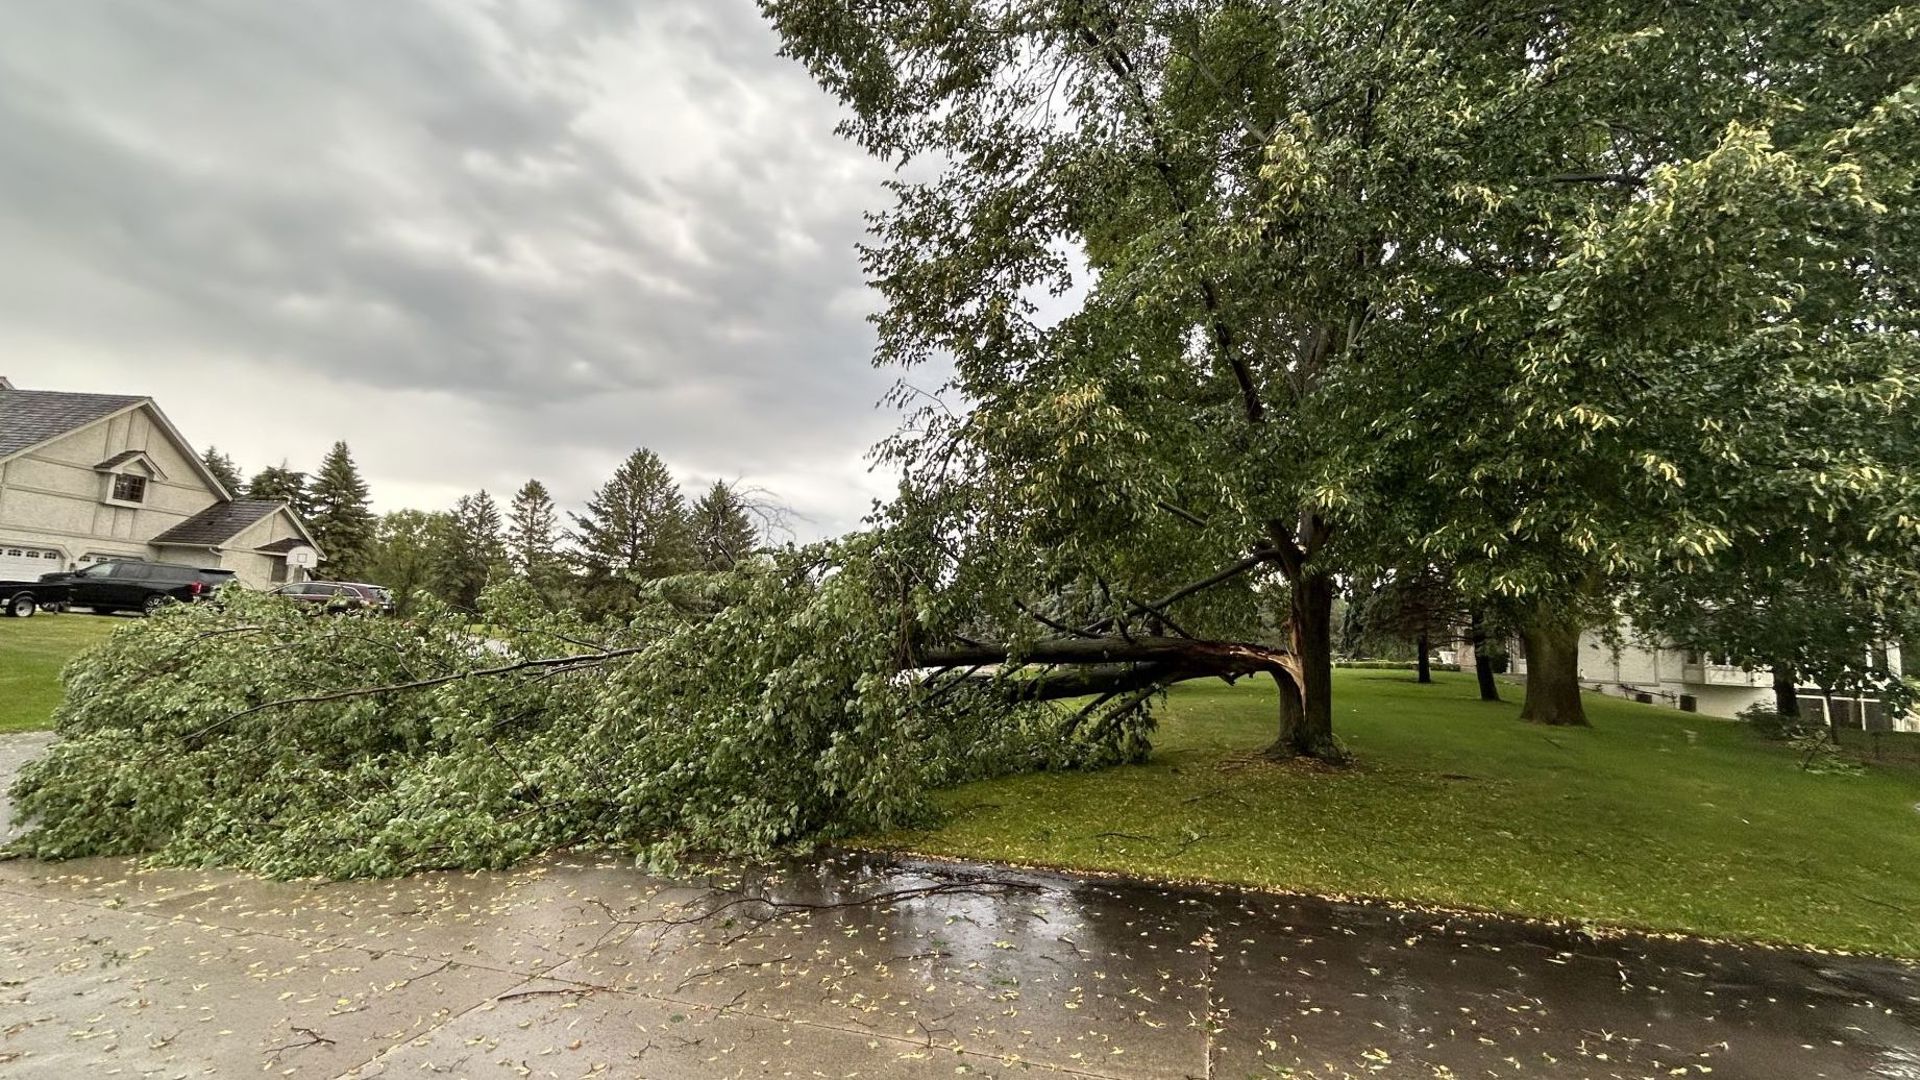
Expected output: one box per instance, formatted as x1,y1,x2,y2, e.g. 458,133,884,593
94,449,166,508
112,474,147,503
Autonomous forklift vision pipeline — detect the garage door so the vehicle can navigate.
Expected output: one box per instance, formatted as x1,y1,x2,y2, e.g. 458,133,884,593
0,544,62,580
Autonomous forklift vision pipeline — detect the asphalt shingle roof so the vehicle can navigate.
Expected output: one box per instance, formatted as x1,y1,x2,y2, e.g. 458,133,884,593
94,449,153,471
150,500,284,546
0,389,148,460
255,537,314,554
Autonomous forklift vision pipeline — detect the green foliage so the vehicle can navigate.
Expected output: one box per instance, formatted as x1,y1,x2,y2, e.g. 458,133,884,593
199,446,243,494
1791,729,1868,776
435,491,507,610
690,480,759,572
362,509,447,616
759,0,1920,748
244,463,310,517
506,479,565,590
568,449,695,617
1735,702,1808,742
7,538,1143,878
307,441,376,580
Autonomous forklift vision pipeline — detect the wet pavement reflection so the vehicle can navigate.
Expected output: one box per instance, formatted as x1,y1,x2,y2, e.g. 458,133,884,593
1,843,1915,1078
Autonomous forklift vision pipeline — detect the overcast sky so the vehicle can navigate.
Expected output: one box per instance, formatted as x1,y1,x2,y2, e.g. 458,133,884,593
0,0,910,537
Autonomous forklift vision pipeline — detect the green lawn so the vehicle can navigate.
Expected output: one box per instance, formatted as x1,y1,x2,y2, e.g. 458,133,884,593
0,614,120,733
868,671,1920,957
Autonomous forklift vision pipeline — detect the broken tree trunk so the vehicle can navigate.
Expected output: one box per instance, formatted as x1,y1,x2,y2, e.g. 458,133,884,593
1268,572,1338,759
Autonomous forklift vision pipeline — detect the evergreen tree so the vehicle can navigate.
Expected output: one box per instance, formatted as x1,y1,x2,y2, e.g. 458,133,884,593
690,480,758,572
569,449,693,611
245,463,310,517
200,447,243,494
506,479,563,586
436,491,507,610
307,441,376,580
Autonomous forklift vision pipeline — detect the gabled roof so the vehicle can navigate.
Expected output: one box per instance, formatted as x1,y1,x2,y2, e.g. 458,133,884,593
150,500,326,559
150,500,285,546
94,449,169,477
0,385,233,500
0,389,148,460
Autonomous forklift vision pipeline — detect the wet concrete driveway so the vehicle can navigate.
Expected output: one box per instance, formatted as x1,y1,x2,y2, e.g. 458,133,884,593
1,748,1916,1078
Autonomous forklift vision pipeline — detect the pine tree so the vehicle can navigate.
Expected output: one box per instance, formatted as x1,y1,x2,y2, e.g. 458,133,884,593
569,449,693,611
245,463,311,517
201,447,243,494
308,441,376,580
506,479,562,581
690,480,758,572
436,491,507,609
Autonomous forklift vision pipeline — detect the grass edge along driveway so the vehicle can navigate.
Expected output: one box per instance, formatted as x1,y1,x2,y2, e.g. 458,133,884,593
866,671,1920,958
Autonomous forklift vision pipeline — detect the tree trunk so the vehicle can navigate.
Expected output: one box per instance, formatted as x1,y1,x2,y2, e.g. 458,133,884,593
1268,573,1339,759
1415,631,1432,683
1469,611,1500,702
1771,663,1800,718
1518,614,1589,726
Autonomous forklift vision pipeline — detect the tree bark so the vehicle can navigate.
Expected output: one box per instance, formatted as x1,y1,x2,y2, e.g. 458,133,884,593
1415,631,1432,683
1268,573,1339,759
1469,610,1500,702
1518,613,1589,726
1771,663,1800,718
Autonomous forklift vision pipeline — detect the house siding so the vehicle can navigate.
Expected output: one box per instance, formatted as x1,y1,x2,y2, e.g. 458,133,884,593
0,404,218,569
218,511,312,590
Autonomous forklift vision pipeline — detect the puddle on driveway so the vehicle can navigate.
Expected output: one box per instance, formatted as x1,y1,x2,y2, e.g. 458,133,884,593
0,839,1915,1077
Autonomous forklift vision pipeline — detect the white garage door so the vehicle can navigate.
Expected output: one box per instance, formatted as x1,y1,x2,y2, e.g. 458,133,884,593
0,545,62,580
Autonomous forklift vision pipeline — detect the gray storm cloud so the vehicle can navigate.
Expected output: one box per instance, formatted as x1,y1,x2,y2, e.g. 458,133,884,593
0,0,903,534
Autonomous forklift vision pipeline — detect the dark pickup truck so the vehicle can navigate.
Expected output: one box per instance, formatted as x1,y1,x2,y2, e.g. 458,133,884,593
1,578,69,618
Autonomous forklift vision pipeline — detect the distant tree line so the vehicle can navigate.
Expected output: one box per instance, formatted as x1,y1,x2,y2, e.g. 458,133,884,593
204,442,767,618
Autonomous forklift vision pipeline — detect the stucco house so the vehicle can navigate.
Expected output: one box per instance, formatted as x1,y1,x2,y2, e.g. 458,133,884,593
0,378,322,589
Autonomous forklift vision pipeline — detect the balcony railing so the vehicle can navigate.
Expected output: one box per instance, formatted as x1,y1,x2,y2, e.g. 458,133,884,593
1679,663,1769,687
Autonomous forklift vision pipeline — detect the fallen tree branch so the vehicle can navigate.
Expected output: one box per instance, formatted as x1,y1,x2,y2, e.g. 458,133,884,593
187,645,651,739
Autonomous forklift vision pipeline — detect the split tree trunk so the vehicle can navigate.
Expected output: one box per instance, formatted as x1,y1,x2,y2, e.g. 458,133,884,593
1268,572,1338,759
1469,611,1500,702
1415,631,1432,684
1771,663,1800,718
1518,613,1589,726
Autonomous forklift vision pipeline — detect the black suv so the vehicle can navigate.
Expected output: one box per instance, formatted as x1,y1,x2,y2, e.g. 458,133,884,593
41,561,237,615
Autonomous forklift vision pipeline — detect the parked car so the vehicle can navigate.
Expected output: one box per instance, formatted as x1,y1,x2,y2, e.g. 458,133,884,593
0,577,69,617
39,561,236,615
270,581,396,614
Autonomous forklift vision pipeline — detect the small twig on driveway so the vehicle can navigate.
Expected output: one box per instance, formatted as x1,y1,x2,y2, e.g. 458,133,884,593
675,954,794,991
264,1025,335,1058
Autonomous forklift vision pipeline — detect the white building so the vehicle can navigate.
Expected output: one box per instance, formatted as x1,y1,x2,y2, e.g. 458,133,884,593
1490,625,1915,732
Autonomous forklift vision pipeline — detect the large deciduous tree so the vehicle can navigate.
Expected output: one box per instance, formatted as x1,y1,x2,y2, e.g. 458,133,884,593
761,0,1920,744
363,509,446,617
